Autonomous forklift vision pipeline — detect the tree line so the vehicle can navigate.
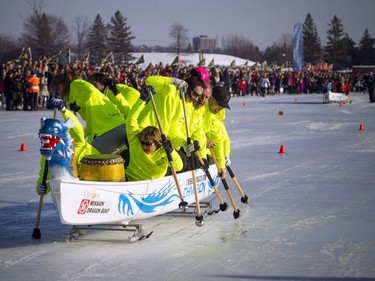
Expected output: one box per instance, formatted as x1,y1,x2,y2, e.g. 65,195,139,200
0,2,374,69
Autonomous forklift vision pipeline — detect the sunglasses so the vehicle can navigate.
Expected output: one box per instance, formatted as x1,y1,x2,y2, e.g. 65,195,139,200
140,140,154,146
191,90,203,98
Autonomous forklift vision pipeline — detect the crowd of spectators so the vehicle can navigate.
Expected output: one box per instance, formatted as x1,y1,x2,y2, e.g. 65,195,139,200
0,58,373,111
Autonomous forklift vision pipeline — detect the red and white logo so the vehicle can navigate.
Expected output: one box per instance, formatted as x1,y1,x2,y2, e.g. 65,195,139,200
77,199,90,214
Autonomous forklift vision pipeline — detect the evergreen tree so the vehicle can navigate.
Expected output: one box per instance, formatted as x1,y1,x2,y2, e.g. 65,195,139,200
86,14,108,64
325,15,347,67
303,13,322,64
107,10,135,64
358,29,375,64
21,7,70,59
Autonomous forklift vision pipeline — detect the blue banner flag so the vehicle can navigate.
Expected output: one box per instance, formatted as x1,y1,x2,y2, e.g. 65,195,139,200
293,23,303,71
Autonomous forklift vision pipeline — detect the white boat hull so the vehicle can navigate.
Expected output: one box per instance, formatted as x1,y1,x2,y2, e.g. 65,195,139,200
49,165,220,225
323,91,349,103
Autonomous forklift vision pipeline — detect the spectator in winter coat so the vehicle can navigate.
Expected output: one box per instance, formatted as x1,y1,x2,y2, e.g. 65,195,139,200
27,70,40,111
4,70,17,111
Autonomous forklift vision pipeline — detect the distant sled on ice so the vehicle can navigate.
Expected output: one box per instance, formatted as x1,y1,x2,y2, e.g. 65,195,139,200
38,117,220,241
323,91,350,104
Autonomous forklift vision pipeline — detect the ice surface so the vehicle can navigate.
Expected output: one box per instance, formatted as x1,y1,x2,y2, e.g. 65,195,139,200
1,93,374,281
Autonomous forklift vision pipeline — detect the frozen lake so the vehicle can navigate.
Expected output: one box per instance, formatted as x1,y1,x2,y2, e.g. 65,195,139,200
0,92,374,281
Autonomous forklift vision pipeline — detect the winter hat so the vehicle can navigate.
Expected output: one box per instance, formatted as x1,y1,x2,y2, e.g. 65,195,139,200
196,66,209,82
212,86,231,109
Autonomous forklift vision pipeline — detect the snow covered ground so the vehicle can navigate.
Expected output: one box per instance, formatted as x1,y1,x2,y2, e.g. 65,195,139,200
1,92,375,281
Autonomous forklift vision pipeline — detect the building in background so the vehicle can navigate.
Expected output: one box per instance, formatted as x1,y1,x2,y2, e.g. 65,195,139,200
192,35,216,53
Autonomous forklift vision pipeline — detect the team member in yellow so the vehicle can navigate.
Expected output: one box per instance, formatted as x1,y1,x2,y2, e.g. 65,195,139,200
125,88,183,181
86,73,140,119
136,75,207,171
36,99,99,195
203,86,232,179
50,71,126,154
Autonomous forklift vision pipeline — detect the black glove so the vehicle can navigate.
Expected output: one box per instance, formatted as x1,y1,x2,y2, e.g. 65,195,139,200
193,140,200,152
139,84,155,103
200,158,209,170
103,78,119,95
162,139,173,154
69,101,81,112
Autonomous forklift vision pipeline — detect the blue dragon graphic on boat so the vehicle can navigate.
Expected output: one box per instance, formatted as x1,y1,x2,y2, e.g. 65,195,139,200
118,181,179,216
118,176,217,216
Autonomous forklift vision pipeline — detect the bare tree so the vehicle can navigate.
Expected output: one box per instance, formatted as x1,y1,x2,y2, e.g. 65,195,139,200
72,16,90,57
222,34,262,62
263,33,293,66
169,23,189,55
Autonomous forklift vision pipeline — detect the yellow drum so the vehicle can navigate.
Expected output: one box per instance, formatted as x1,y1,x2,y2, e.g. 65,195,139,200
80,154,125,181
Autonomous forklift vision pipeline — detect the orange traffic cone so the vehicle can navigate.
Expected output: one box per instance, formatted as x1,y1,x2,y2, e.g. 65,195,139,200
359,124,365,131
279,144,285,154
243,102,246,106
279,111,284,116
19,143,26,152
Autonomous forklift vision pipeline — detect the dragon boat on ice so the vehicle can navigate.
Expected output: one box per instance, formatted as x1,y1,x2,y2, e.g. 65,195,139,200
38,117,222,241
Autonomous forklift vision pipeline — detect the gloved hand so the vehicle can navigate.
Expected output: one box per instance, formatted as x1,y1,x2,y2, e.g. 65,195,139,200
200,158,209,170
225,155,231,166
37,184,48,196
69,101,81,112
103,78,119,95
193,140,200,152
162,139,173,154
171,78,188,93
139,84,154,103
50,98,65,111
183,141,195,157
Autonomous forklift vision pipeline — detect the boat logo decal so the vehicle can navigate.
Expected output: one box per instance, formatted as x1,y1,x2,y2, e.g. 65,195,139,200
118,182,179,216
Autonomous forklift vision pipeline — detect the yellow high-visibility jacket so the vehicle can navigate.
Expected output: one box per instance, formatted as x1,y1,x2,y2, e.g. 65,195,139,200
104,84,140,119
125,99,183,181
66,79,125,138
203,106,230,169
137,76,206,159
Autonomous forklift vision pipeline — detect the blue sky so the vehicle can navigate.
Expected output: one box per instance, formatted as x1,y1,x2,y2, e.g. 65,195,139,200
0,0,374,50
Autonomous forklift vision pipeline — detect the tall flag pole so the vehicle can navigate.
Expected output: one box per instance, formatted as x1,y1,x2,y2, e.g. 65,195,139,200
293,22,303,71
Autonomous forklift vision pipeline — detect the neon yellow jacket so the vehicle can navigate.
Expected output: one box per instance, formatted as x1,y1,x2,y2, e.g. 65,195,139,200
66,79,125,138
117,84,140,107
36,109,99,194
126,99,183,181
104,84,140,119
204,106,230,169
140,76,207,159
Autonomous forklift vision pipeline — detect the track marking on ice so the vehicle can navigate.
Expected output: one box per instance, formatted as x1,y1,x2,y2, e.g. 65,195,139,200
321,239,367,276
307,122,348,131
251,179,290,200
0,172,37,184
1,250,46,268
